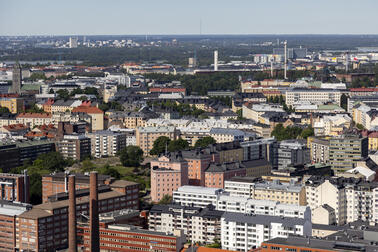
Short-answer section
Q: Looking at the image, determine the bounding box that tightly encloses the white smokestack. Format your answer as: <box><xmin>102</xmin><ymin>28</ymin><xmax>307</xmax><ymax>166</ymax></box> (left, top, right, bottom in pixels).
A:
<box><xmin>214</xmin><ymin>50</ymin><xmax>218</xmax><ymax>71</ymax></box>
<box><xmin>284</xmin><ymin>41</ymin><xmax>287</xmax><ymax>79</ymax></box>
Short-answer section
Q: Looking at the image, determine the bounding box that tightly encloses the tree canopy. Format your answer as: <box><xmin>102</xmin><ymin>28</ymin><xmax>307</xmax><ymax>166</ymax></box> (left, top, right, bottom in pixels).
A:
<box><xmin>150</xmin><ymin>136</ymin><xmax>171</xmax><ymax>156</ymax></box>
<box><xmin>119</xmin><ymin>146</ymin><xmax>144</xmax><ymax>167</ymax></box>
<box><xmin>271</xmin><ymin>124</ymin><xmax>314</xmax><ymax>141</ymax></box>
<box><xmin>194</xmin><ymin>136</ymin><xmax>216</xmax><ymax>148</ymax></box>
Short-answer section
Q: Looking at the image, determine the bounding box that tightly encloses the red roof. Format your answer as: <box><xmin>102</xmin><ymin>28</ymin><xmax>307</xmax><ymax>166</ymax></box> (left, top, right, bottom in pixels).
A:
<box><xmin>72</xmin><ymin>106</ymin><xmax>103</xmax><ymax>114</ymax></box>
<box><xmin>81</xmin><ymin>101</ymin><xmax>92</xmax><ymax>107</ymax></box>
<box><xmin>3</xmin><ymin>124</ymin><xmax>28</xmax><ymax>131</ymax></box>
<box><xmin>17</xmin><ymin>113</ymin><xmax>52</xmax><ymax>118</ymax></box>
<box><xmin>0</xmin><ymin>93</ymin><xmax>19</xmax><ymax>98</ymax></box>
<box><xmin>350</xmin><ymin>88</ymin><xmax>378</xmax><ymax>92</ymax></box>
<box><xmin>150</xmin><ymin>87</ymin><xmax>186</xmax><ymax>93</ymax></box>
<box><xmin>44</xmin><ymin>99</ymin><xmax>54</xmax><ymax>106</ymax></box>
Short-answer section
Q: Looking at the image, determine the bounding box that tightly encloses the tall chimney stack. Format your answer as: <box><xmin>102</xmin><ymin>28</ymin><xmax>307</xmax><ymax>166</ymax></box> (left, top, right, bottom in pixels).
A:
<box><xmin>214</xmin><ymin>50</ymin><xmax>218</xmax><ymax>71</ymax></box>
<box><xmin>90</xmin><ymin>172</ymin><xmax>99</xmax><ymax>252</ymax></box>
<box><xmin>68</xmin><ymin>175</ymin><xmax>77</xmax><ymax>252</ymax></box>
<box><xmin>23</xmin><ymin>170</ymin><xmax>29</xmax><ymax>203</ymax></box>
<box><xmin>284</xmin><ymin>41</ymin><xmax>287</xmax><ymax>79</ymax></box>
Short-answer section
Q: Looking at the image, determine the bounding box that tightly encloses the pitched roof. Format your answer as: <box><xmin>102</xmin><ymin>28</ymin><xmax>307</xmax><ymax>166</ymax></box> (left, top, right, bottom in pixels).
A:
<box><xmin>16</xmin><ymin>113</ymin><xmax>52</xmax><ymax>118</ymax></box>
<box><xmin>72</xmin><ymin>106</ymin><xmax>103</xmax><ymax>114</ymax></box>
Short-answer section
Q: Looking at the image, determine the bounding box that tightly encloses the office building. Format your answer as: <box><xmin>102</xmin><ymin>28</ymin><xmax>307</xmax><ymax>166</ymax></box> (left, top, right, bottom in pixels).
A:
<box><xmin>69</xmin><ymin>37</ymin><xmax>78</xmax><ymax>48</ymax></box>
<box><xmin>310</xmin><ymin>137</ymin><xmax>330</xmax><ymax>164</ymax></box>
<box><xmin>0</xmin><ymin>172</ymin><xmax>29</xmax><ymax>203</ymax></box>
<box><xmin>329</xmin><ymin>135</ymin><xmax>368</xmax><ymax>171</ymax></box>
<box><xmin>276</xmin><ymin>140</ymin><xmax>310</xmax><ymax>169</ymax></box>
<box><xmin>285</xmin><ymin>89</ymin><xmax>342</xmax><ymax>107</ymax></box>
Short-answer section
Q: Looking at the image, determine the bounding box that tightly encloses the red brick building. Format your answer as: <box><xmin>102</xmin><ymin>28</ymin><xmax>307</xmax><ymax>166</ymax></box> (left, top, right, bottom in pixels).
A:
<box><xmin>77</xmin><ymin>222</ymin><xmax>185</xmax><ymax>252</ymax></box>
<box><xmin>42</xmin><ymin>172</ymin><xmax>139</xmax><ymax>203</ymax></box>
<box><xmin>0</xmin><ymin>172</ymin><xmax>29</xmax><ymax>203</ymax></box>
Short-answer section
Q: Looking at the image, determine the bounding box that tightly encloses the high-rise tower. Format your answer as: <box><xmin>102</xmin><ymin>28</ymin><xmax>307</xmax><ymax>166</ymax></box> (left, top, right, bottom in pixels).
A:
<box><xmin>214</xmin><ymin>50</ymin><xmax>218</xmax><ymax>71</ymax></box>
<box><xmin>12</xmin><ymin>62</ymin><xmax>22</xmax><ymax>94</ymax></box>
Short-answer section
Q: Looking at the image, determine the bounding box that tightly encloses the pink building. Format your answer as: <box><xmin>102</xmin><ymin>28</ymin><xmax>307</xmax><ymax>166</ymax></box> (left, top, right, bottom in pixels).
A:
<box><xmin>150</xmin><ymin>153</ymin><xmax>189</xmax><ymax>202</ymax></box>
<box><xmin>205</xmin><ymin>162</ymin><xmax>246</xmax><ymax>189</ymax></box>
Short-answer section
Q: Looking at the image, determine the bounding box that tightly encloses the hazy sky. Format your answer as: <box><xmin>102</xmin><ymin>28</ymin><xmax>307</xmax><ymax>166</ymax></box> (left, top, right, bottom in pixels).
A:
<box><xmin>1</xmin><ymin>0</ymin><xmax>377</xmax><ymax>35</ymax></box>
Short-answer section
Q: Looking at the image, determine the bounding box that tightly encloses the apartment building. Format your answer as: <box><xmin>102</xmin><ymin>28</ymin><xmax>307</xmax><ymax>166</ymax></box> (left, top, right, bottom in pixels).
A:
<box><xmin>209</xmin><ymin>128</ymin><xmax>245</xmax><ymax>143</ymax></box>
<box><xmin>41</xmin><ymin>172</ymin><xmax>139</xmax><ymax>203</ymax></box>
<box><xmin>50</xmin><ymin>99</ymin><xmax>82</xmax><ymax>113</ymax></box>
<box><xmin>305</xmin><ymin>177</ymin><xmax>347</xmax><ymax>225</ymax></box>
<box><xmin>211</xmin><ymin>141</ymin><xmax>244</xmax><ymax>163</ymax></box>
<box><xmin>149</xmin><ymin>204</ymin><xmax>223</xmax><ymax>245</ymax></box>
<box><xmin>310</xmin><ymin>137</ymin><xmax>330</xmax><ymax>164</ymax></box>
<box><xmin>313</xmin><ymin>114</ymin><xmax>351</xmax><ymax>136</ymax></box>
<box><xmin>0</xmin><ymin>201</ymin><xmax>31</xmax><ymax>252</ymax></box>
<box><xmin>224</xmin><ymin>178</ymin><xmax>306</xmax><ymax>206</ymax></box>
<box><xmin>136</xmin><ymin>126</ymin><xmax>178</xmax><ymax>155</ymax></box>
<box><xmin>240</xmin><ymin>138</ymin><xmax>277</xmax><ymax>166</ymax></box>
<box><xmin>285</xmin><ymin>89</ymin><xmax>342</xmax><ymax>106</ymax></box>
<box><xmin>86</xmin><ymin>130</ymin><xmax>126</xmax><ymax>158</ymax></box>
<box><xmin>150</xmin><ymin>153</ymin><xmax>189</xmax><ymax>202</ymax></box>
<box><xmin>0</xmin><ymin>172</ymin><xmax>29</xmax><ymax>203</ymax></box>
<box><xmin>56</xmin><ymin>134</ymin><xmax>91</xmax><ymax>161</ymax></box>
<box><xmin>173</xmin><ymin>186</ymin><xmax>224</xmax><ymax>208</ymax></box>
<box><xmin>0</xmin><ymin>95</ymin><xmax>24</xmax><ymax>114</ymax></box>
<box><xmin>109</xmin><ymin>110</ymin><xmax>158</xmax><ymax>129</ymax></box>
<box><xmin>329</xmin><ymin>135</ymin><xmax>368</xmax><ymax>171</ymax></box>
<box><xmin>204</xmin><ymin>162</ymin><xmax>246</xmax><ymax>188</ymax></box>
<box><xmin>72</xmin><ymin>106</ymin><xmax>104</xmax><ymax>131</ymax></box>
<box><xmin>221</xmin><ymin>212</ymin><xmax>312</xmax><ymax>251</ymax></box>
<box><xmin>182</xmin><ymin>149</ymin><xmax>213</xmax><ymax>186</ymax></box>
<box><xmin>16</xmin><ymin>112</ymin><xmax>53</xmax><ymax>127</ymax></box>
<box><xmin>173</xmin><ymin>186</ymin><xmax>311</xmax><ymax>220</ymax></box>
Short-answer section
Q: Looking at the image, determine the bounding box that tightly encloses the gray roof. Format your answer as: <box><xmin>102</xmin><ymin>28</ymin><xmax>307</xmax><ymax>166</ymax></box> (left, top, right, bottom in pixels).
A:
<box><xmin>210</xmin><ymin>128</ymin><xmax>245</xmax><ymax>136</ymax></box>
<box><xmin>222</xmin><ymin>212</ymin><xmax>307</xmax><ymax>227</ymax></box>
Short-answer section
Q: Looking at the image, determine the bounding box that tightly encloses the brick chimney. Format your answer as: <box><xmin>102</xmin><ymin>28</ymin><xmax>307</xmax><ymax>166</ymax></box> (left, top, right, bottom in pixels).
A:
<box><xmin>68</xmin><ymin>175</ymin><xmax>77</xmax><ymax>252</ymax></box>
<box><xmin>90</xmin><ymin>171</ymin><xmax>99</xmax><ymax>251</ymax></box>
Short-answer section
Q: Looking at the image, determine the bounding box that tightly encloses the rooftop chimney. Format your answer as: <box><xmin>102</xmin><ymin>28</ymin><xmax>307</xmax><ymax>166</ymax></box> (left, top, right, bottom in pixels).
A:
<box><xmin>90</xmin><ymin>171</ymin><xmax>99</xmax><ymax>251</ymax></box>
<box><xmin>23</xmin><ymin>170</ymin><xmax>29</xmax><ymax>203</ymax></box>
<box><xmin>68</xmin><ymin>175</ymin><xmax>77</xmax><ymax>252</ymax></box>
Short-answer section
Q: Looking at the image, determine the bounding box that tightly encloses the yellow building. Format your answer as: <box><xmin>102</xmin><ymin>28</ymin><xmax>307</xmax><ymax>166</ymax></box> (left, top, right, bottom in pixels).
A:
<box><xmin>136</xmin><ymin>126</ymin><xmax>178</xmax><ymax>155</ymax></box>
<box><xmin>72</xmin><ymin>106</ymin><xmax>104</xmax><ymax>131</ymax></box>
<box><xmin>0</xmin><ymin>97</ymin><xmax>24</xmax><ymax>114</ymax></box>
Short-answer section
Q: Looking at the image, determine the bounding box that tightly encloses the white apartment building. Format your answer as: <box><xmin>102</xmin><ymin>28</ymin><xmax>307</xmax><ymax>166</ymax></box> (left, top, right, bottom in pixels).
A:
<box><xmin>148</xmin><ymin>204</ymin><xmax>223</xmax><ymax>245</ymax></box>
<box><xmin>305</xmin><ymin>179</ymin><xmax>347</xmax><ymax>225</ymax></box>
<box><xmin>173</xmin><ymin>186</ymin><xmax>224</xmax><ymax>208</ymax></box>
<box><xmin>285</xmin><ymin>89</ymin><xmax>342</xmax><ymax>107</ymax></box>
<box><xmin>221</xmin><ymin>212</ymin><xmax>312</xmax><ymax>251</ymax></box>
<box><xmin>173</xmin><ymin>186</ymin><xmax>311</xmax><ymax>220</ymax></box>
<box><xmin>373</xmin><ymin>187</ymin><xmax>378</xmax><ymax>224</ymax></box>
<box><xmin>86</xmin><ymin>130</ymin><xmax>126</xmax><ymax>158</ymax></box>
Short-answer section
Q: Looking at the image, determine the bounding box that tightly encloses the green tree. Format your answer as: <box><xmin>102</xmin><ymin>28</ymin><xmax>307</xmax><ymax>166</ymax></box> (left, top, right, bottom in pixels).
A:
<box><xmin>340</xmin><ymin>93</ymin><xmax>348</xmax><ymax>111</ymax></box>
<box><xmin>168</xmin><ymin>138</ymin><xmax>189</xmax><ymax>152</ymax></box>
<box><xmin>0</xmin><ymin>107</ymin><xmax>10</xmax><ymax>115</ymax></box>
<box><xmin>100</xmin><ymin>164</ymin><xmax>121</xmax><ymax>179</ymax></box>
<box><xmin>32</xmin><ymin>152</ymin><xmax>67</xmax><ymax>172</ymax></box>
<box><xmin>194</xmin><ymin>136</ymin><xmax>216</xmax><ymax>148</ymax></box>
<box><xmin>150</xmin><ymin>136</ymin><xmax>171</xmax><ymax>155</ymax></box>
<box><xmin>300</xmin><ymin>127</ymin><xmax>315</xmax><ymax>139</ymax></box>
<box><xmin>81</xmin><ymin>159</ymin><xmax>95</xmax><ymax>172</ymax></box>
<box><xmin>29</xmin><ymin>72</ymin><xmax>46</xmax><ymax>81</ymax></box>
<box><xmin>119</xmin><ymin>146</ymin><xmax>144</xmax><ymax>167</ymax></box>
<box><xmin>57</xmin><ymin>89</ymin><xmax>70</xmax><ymax>100</ymax></box>
<box><xmin>158</xmin><ymin>194</ymin><xmax>173</xmax><ymax>204</ymax></box>
<box><xmin>356</xmin><ymin>123</ymin><xmax>365</xmax><ymax>130</ymax></box>
<box><xmin>26</xmin><ymin>104</ymin><xmax>44</xmax><ymax>113</ymax></box>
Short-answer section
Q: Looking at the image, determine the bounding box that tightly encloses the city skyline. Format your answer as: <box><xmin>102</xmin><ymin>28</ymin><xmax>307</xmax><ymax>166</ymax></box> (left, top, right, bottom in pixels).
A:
<box><xmin>1</xmin><ymin>0</ymin><xmax>378</xmax><ymax>36</ymax></box>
